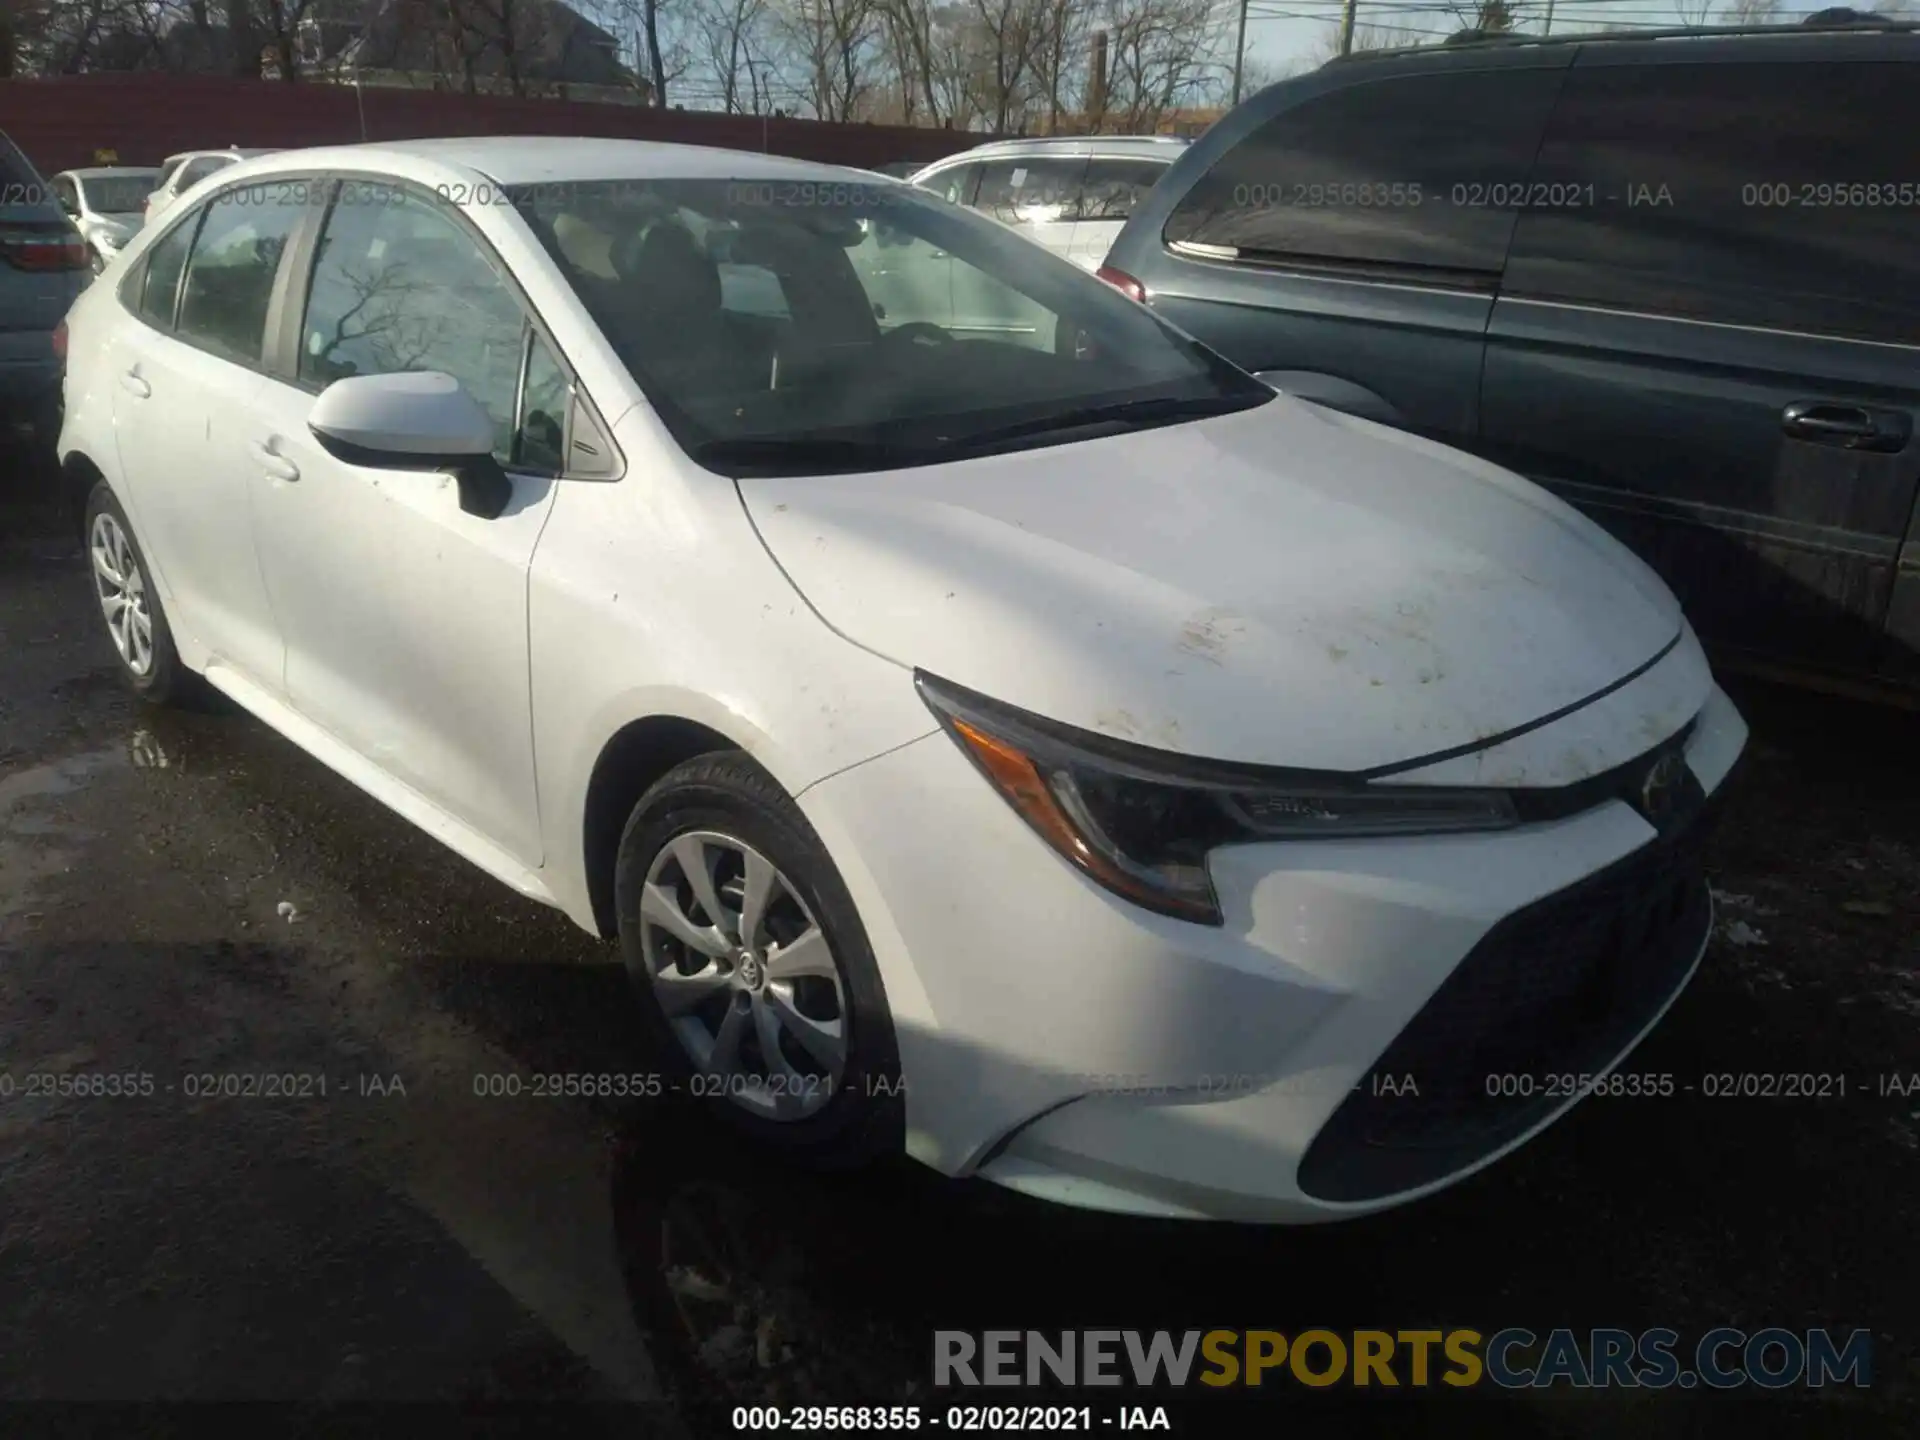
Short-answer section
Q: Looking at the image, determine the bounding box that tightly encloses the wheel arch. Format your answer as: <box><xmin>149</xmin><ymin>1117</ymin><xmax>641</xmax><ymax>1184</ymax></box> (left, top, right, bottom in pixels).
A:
<box><xmin>60</xmin><ymin>449</ymin><xmax>110</xmax><ymax>535</ymax></box>
<box><xmin>579</xmin><ymin>713</ymin><xmax>754</xmax><ymax>939</ymax></box>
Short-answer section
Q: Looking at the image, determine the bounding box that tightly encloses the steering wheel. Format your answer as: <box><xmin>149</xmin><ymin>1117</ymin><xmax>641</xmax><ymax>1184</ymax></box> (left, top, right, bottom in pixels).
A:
<box><xmin>880</xmin><ymin>321</ymin><xmax>953</xmax><ymax>349</ymax></box>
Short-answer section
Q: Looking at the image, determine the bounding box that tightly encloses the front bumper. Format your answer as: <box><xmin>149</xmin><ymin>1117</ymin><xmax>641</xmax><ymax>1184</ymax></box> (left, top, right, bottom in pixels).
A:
<box><xmin>802</xmin><ymin>656</ymin><xmax>1747</xmax><ymax>1223</ymax></box>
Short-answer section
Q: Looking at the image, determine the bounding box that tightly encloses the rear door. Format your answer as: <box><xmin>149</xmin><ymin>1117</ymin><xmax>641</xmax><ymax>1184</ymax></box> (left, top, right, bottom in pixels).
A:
<box><xmin>1144</xmin><ymin>59</ymin><xmax>1567</xmax><ymax>450</ymax></box>
<box><xmin>1479</xmin><ymin>52</ymin><xmax>1920</xmax><ymax>676</ymax></box>
<box><xmin>105</xmin><ymin>184</ymin><xmax>302</xmax><ymax>688</ymax></box>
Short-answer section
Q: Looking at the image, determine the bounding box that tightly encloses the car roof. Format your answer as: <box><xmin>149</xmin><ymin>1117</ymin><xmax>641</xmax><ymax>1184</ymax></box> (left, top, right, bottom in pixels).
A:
<box><xmin>1332</xmin><ymin>17</ymin><xmax>1920</xmax><ymax>65</ymax></box>
<box><xmin>921</xmin><ymin>135</ymin><xmax>1188</xmax><ymax>167</ymax></box>
<box><xmin>57</xmin><ymin>166</ymin><xmax>161</xmax><ymax>180</ymax></box>
<box><xmin>164</xmin><ymin>147</ymin><xmax>275</xmax><ymax>163</ymax></box>
<box><xmin>221</xmin><ymin>137</ymin><xmax>891</xmax><ymax>189</ymax></box>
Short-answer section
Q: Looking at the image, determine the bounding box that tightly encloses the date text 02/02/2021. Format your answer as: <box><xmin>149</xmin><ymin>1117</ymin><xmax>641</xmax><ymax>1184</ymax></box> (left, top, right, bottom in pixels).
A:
<box><xmin>730</xmin><ymin>1405</ymin><xmax>1175</xmax><ymax>1432</ymax></box>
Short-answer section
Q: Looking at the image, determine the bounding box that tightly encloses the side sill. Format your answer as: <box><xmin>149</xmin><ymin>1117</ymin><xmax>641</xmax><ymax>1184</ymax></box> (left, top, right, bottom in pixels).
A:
<box><xmin>201</xmin><ymin>661</ymin><xmax>560</xmax><ymax>909</ymax></box>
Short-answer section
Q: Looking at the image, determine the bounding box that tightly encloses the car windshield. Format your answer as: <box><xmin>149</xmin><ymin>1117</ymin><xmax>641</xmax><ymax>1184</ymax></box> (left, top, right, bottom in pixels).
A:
<box><xmin>509</xmin><ymin>177</ymin><xmax>1270</xmax><ymax>476</ymax></box>
<box><xmin>79</xmin><ymin>176</ymin><xmax>154</xmax><ymax>216</ymax></box>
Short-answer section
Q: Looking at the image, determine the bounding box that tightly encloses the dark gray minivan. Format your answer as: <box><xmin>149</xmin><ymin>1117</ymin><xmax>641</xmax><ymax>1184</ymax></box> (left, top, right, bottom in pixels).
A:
<box><xmin>1104</xmin><ymin>25</ymin><xmax>1920</xmax><ymax>694</ymax></box>
<box><xmin>0</xmin><ymin>130</ymin><xmax>87</xmax><ymax>459</ymax></box>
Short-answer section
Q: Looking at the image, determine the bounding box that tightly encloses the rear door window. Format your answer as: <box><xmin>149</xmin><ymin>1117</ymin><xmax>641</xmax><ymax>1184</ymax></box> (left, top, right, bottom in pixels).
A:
<box><xmin>1164</xmin><ymin>69</ymin><xmax>1565</xmax><ymax>278</ymax></box>
<box><xmin>174</xmin><ymin>186</ymin><xmax>305</xmax><ymax>365</ymax></box>
<box><xmin>1503</xmin><ymin>60</ymin><xmax>1920</xmax><ymax>345</ymax></box>
<box><xmin>1076</xmin><ymin>159</ymin><xmax>1171</xmax><ymax>222</ymax></box>
<box><xmin>975</xmin><ymin>157</ymin><xmax>1088</xmax><ymax>226</ymax></box>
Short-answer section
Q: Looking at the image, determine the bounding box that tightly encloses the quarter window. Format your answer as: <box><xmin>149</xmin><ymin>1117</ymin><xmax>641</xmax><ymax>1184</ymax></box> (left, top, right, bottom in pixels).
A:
<box><xmin>515</xmin><ymin>332</ymin><xmax>570</xmax><ymax>474</ymax></box>
<box><xmin>177</xmin><ymin>156</ymin><xmax>230</xmax><ymax>191</ymax></box>
<box><xmin>1076</xmin><ymin>159</ymin><xmax>1171</xmax><ymax>222</ymax></box>
<box><xmin>301</xmin><ymin>181</ymin><xmax>530</xmax><ymax>460</ymax></box>
<box><xmin>1164</xmin><ymin>69</ymin><xmax>1564</xmax><ymax>276</ymax></box>
<box><xmin>174</xmin><ymin>187</ymin><xmax>304</xmax><ymax>364</ymax></box>
<box><xmin>1504</xmin><ymin>61</ymin><xmax>1920</xmax><ymax>345</ymax></box>
<box><xmin>921</xmin><ymin>163</ymin><xmax>982</xmax><ymax>207</ymax></box>
<box><xmin>137</xmin><ymin>217</ymin><xmax>195</xmax><ymax>328</ymax></box>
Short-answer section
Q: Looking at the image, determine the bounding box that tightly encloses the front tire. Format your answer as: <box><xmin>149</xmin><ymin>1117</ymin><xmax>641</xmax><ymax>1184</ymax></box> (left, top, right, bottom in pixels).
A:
<box><xmin>614</xmin><ymin>752</ymin><xmax>902</xmax><ymax>1166</ymax></box>
<box><xmin>83</xmin><ymin>481</ymin><xmax>192</xmax><ymax>705</ymax></box>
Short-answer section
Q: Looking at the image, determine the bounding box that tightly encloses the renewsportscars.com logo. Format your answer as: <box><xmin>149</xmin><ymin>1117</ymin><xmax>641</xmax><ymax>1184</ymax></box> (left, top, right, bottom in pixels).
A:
<box><xmin>934</xmin><ymin>1328</ymin><xmax>1873</xmax><ymax>1390</ymax></box>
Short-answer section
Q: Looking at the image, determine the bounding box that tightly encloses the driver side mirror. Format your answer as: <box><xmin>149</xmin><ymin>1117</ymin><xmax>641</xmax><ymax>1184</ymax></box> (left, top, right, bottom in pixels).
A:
<box><xmin>308</xmin><ymin>371</ymin><xmax>514</xmax><ymax>520</ymax></box>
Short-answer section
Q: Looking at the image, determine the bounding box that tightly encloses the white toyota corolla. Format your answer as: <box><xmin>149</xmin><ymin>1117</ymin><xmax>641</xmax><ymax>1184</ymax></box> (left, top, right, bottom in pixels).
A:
<box><xmin>56</xmin><ymin>138</ymin><xmax>1746</xmax><ymax>1222</ymax></box>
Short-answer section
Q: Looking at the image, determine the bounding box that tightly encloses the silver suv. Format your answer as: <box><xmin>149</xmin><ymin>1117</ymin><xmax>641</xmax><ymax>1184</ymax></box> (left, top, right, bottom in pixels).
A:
<box><xmin>144</xmin><ymin>148</ymin><xmax>277</xmax><ymax>229</ymax></box>
<box><xmin>0</xmin><ymin>130</ymin><xmax>87</xmax><ymax>459</ymax></box>
<box><xmin>910</xmin><ymin>135</ymin><xmax>1188</xmax><ymax>271</ymax></box>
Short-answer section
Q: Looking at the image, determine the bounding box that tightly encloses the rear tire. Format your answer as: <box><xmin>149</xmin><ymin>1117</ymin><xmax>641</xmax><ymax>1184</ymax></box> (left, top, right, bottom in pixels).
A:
<box><xmin>614</xmin><ymin>751</ymin><xmax>903</xmax><ymax>1167</ymax></box>
<box><xmin>82</xmin><ymin>481</ymin><xmax>194</xmax><ymax>706</ymax></box>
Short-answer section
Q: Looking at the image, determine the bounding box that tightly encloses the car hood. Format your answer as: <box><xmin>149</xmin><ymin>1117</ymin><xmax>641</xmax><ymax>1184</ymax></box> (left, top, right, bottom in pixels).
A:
<box><xmin>738</xmin><ymin>395</ymin><xmax>1685</xmax><ymax>774</ymax></box>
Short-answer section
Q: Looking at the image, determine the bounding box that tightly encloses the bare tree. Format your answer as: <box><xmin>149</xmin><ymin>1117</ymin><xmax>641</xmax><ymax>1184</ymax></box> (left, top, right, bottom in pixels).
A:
<box><xmin>965</xmin><ymin>0</ymin><xmax>1039</xmax><ymax>131</ymax></box>
<box><xmin>1089</xmin><ymin>0</ymin><xmax>1222</xmax><ymax>133</ymax></box>
<box><xmin>776</xmin><ymin>0</ymin><xmax>881</xmax><ymax>120</ymax></box>
<box><xmin>874</xmin><ymin>0</ymin><xmax>938</xmax><ymax>121</ymax></box>
<box><xmin>1717</xmin><ymin>0</ymin><xmax>1779</xmax><ymax>18</ymax></box>
<box><xmin>688</xmin><ymin>0</ymin><xmax>774</xmax><ymax>110</ymax></box>
<box><xmin>1307</xmin><ymin>17</ymin><xmax>1416</xmax><ymax>64</ymax></box>
<box><xmin>1026</xmin><ymin>0</ymin><xmax>1087</xmax><ymax>131</ymax></box>
<box><xmin>251</xmin><ymin>0</ymin><xmax>324</xmax><ymax>79</ymax></box>
<box><xmin>1447</xmin><ymin>0</ymin><xmax>1519</xmax><ymax>32</ymax></box>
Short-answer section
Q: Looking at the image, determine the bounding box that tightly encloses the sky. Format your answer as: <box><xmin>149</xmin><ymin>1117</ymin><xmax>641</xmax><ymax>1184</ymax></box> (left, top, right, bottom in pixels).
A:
<box><xmin>1240</xmin><ymin>0</ymin><xmax>1850</xmax><ymax>80</ymax></box>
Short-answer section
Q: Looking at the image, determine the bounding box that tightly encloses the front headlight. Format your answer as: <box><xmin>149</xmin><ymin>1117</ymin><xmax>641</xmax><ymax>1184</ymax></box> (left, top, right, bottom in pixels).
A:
<box><xmin>917</xmin><ymin>672</ymin><xmax>1518</xmax><ymax>926</ymax></box>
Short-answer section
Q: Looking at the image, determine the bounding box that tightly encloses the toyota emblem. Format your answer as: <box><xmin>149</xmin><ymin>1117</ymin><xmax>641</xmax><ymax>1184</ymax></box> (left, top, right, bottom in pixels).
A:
<box><xmin>1638</xmin><ymin>751</ymin><xmax>1686</xmax><ymax>825</ymax></box>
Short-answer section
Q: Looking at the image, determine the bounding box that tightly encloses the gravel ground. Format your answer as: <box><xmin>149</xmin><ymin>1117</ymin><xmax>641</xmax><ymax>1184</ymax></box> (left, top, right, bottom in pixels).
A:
<box><xmin>1</xmin><ymin>465</ymin><xmax>1915</xmax><ymax>1438</ymax></box>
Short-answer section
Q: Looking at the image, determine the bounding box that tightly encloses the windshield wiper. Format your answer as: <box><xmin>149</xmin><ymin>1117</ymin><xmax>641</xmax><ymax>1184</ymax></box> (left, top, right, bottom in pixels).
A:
<box><xmin>691</xmin><ymin>392</ymin><xmax>1267</xmax><ymax>474</ymax></box>
<box><xmin>689</xmin><ymin>436</ymin><xmax>921</xmax><ymax>476</ymax></box>
<box><xmin>938</xmin><ymin>392</ymin><xmax>1263</xmax><ymax>451</ymax></box>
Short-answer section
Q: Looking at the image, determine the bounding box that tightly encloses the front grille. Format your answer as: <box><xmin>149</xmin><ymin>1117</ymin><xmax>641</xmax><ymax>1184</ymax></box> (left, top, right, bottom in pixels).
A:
<box><xmin>1297</xmin><ymin>781</ymin><xmax>1720</xmax><ymax>1204</ymax></box>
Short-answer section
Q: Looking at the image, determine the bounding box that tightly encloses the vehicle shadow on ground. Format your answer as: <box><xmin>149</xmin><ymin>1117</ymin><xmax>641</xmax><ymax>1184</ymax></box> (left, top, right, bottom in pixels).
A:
<box><xmin>34</xmin><ymin>544</ymin><xmax>1913</xmax><ymax>1437</ymax></box>
<box><xmin>601</xmin><ymin>1089</ymin><xmax>1902</xmax><ymax>1440</ymax></box>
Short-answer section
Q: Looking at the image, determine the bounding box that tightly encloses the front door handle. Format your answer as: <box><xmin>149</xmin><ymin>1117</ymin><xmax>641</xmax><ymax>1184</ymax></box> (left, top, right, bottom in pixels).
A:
<box><xmin>1781</xmin><ymin>401</ymin><xmax>1912</xmax><ymax>453</ymax></box>
<box><xmin>249</xmin><ymin>439</ymin><xmax>300</xmax><ymax>483</ymax></box>
<box><xmin>119</xmin><ymin>370</ymin><xmax>150</xmax><ymax>399</ymax></box>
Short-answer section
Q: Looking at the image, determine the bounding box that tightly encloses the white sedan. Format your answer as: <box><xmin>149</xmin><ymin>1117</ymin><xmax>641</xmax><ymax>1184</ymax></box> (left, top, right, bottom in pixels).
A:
<box><xmin>56</xmin><ymin>138</ymin><xmax>1746</xmax><ymax>1222</ymax></box>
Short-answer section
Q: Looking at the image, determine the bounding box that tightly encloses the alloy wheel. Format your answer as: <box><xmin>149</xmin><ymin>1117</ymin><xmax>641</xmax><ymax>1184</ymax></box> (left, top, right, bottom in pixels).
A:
<box><xmin>637</xmin><ymin>830</ymin><xmax>849</xmax><ymax>1120</ymax></box>
<box><xmin>89</xmin><ymin>510</ymin><xmax>154</xmax><ymax>677</ymax></box>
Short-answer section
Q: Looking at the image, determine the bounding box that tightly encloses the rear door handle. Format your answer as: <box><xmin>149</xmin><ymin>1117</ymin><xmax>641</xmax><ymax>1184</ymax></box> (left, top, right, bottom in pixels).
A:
<box><xmin>1781</xmin><ymin>401</ymin><xmax>1912</xmax><ymax>453</ymax></box>
<box><xmin>249</xmin><ymin>439</ymin><xmax>300</xmax><ymax>483</ymax></box>
<box><xmin>119</xmin><ymin>370</ymin><xmax>150</xmax><ymax>399</ymax></box>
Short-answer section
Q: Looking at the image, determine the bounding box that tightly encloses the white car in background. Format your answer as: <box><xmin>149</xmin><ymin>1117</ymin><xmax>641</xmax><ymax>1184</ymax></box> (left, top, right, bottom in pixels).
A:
<box><xmin>142</xmin><ymin>147</ymin><xmax>276</xmax><ymax>228</ymax></box>
<box><xmin>50</xmin><ymin>167</ymin><xmax>160</xmax><ymax>274</ymax></box>
<box><xmin>910</xmin><ymin>134</ymin><xmax>1188</xmax><ymax>272</ymax></box>
<box><xmin>58</xmin><ymin>138</ymin><xmax>1745</xmax><ymax>1223</ymax></box>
